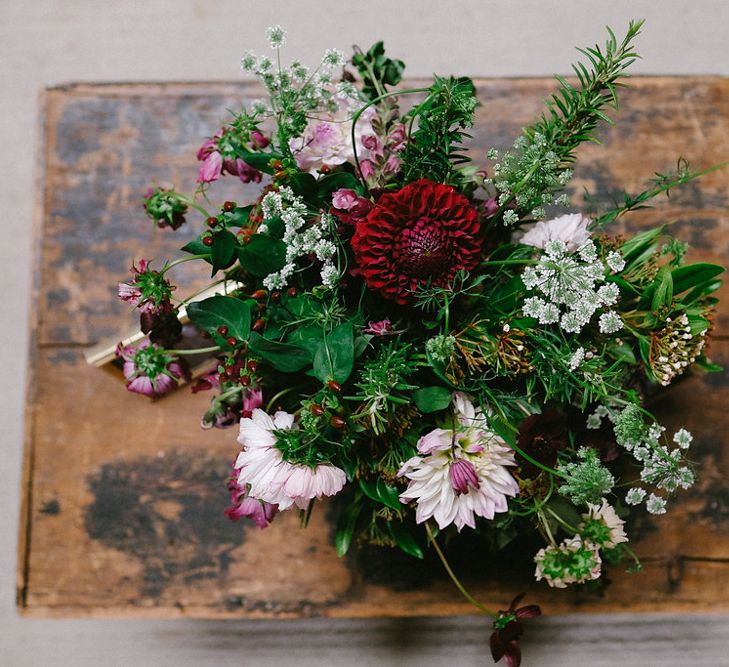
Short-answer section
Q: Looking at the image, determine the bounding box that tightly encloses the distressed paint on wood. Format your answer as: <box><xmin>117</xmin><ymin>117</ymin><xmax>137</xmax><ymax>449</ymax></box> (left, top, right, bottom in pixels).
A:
<box><xmin>19</xmin><ymin>78</ymin><xmax>729</xmax><ymax>617</ymax></box>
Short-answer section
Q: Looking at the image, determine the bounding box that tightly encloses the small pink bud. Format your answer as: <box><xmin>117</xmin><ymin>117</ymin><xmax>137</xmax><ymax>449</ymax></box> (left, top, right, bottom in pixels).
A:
<box><xmin>449</xmin><ymin>458</ymin><xmax>480</xmax><ymax>496</ymax></box>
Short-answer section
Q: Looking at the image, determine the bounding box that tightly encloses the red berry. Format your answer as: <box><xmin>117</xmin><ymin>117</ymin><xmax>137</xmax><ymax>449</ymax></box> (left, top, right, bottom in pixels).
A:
<box><xmin>206</xmin><ymin>216</ymin><xmax>218</xmax><ymax>227</ymax></box>
<box><xmin>330</xmin><ymin>416</ymin><xmax>346</xmax><ymax>429</ymax></box>
<box><xmin>217</xmin><ymin>325</ymin><xmax>229</xmax><ymax>336</ymax></box>
<box><xmin>226</xmin><ymin>336</ymin><xmax>238</xmax><ymax>347</ymax></box>
<box><xmin>310</xmin><ymin>404</ymin><xmax>324</xmax><ymax>416</ymax></box>
<box><xmin>223</xmin><ymin>201</ymin><xmax>236</xmax><ymax>212</ymax></box>
<box><xmin>327</xmin><ymin>380</ymin><xmax>342</xmax><ymax>393</ymax></box>
<box><xmin>202</xmin><ymin>235</ymin><xmax>214</xmax><ymax>247</ymax></box>
<box><xmin>271</xmin><ymin>160</ymin><xmax>283</xmax><ymax>171</ymax></box>
<box><xmin>252</xmin><ymin>319</ymin><xmax>265</xmax><ymax>332</ymax></box>
<box><xmin>319</xmin><ymin>164</ymin><xmax>331</xmax><ymax>174</ymax></box>
<box><xmin>241</xmin><ymin>375</ymin><xmax>251</xmax><ymax>387</ymax></box>
<box><xmin>251</xmin><ymin>289</ymin><xmax>268</xmax><ymax>300</ymax></box>
<box><xmin>271</xmin><ymin>291</ymin><xmax>281</xmax><ymax>302</ymax></box>
<box><xmin>246</xmin><ymin>359</ymin><xmax>258</xmax><ymax>373</ymax></box>
<box><xmin>287</xmin><ymin>287</ymin><xmax>298</xmax><ymax>298</ymax></box>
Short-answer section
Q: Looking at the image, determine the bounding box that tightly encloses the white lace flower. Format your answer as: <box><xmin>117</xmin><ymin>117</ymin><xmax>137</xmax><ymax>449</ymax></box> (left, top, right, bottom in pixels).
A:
<box><xmin>235</xmin><ymin>409</ymin><xmax>346</xmax><ymax>510</ymax></box>
<box><xmin>398</xmin><ymin>395</ymin><xmax>518</xmax><ymax>531</ymax></box>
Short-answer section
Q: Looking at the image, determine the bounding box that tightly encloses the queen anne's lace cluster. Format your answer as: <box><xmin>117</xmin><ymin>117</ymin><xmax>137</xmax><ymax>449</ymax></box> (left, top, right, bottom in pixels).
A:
<box><xmin>612</xmin><ymin>405</ymin><xmax>695</xmax><ymax>514</ymax></box>
<box><xmin>521</xmin><ymin>239</ymin><xmax>623</xmax><ymax>334</ymax></box>
<box><xmin>260</xmin><ymin>187</ymin><xmax>339</xmax><ymax>290</ymax></box>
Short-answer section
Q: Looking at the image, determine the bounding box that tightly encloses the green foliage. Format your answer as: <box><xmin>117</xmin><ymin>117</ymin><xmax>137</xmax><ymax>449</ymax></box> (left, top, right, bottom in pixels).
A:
<box><xmin>490</xmin><ymin>20</ymin><xmax>644</xmax><ymax>221</ymax></box>
<box><xmin>186</xmin><ymin>295</ymin><xmax>251</xmax><ymax>342</ymax></box>
<box><xmin>236</xmin><ymin>235</ymin><xmax>287</xmax><ymax>276</ymax></box>
<box><xmin>351</xmin><ymin>41</ymin><xmax>405</xmax><ymax>100</ymax></box>
<box><xmin>400</xmin><ymin>76</ymin><xmax>478</xmax><ymax>186</ymax></box>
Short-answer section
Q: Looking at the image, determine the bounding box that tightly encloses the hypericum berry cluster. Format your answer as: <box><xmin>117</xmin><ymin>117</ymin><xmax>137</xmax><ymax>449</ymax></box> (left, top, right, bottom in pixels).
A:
<box><xmin>260</xmin><ymin>187</ymin><xmax>339</xmax><ymax>290</ymax></box>
<box><xmin>521</xmin><ymin>239</ymin><xmax>623</xmax><ymax>334</ymax></box>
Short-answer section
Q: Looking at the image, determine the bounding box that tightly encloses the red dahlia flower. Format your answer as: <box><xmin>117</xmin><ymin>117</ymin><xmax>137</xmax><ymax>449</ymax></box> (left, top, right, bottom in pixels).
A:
<box><xmin>351</xmin><ymin>179</ymin><xmax>482</xmax><ymax>303</ymax></box>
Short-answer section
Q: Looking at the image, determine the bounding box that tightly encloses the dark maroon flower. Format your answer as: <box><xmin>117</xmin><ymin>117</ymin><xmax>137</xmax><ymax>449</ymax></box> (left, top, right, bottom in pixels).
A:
<box><xmin>515</xmin><ymin>410</ymin><xmax>568</xmax><ymax>479</ymax></box>
<box><xmin>118</xmin><ymin>259</ymin><xmax>176</xmax><ymax>317</ymax></box>
<box><xmin>351</xmin><ymin>179</ymin><xmax>482</xmax><ymax>304</ymax></box>
<box><xmin>116</xmin><ymin>341</ymin><xmax>189</xmax><ymax>399</ymax></box>
<box><xmin>224</xmin><ymin>465</ymin><xmax>278</xmax><ymax>528</ymax></box>
<box><xmin>490</xmin><ymin>593</ymin><xmax>541</xmax><ymax>667</ymax></box>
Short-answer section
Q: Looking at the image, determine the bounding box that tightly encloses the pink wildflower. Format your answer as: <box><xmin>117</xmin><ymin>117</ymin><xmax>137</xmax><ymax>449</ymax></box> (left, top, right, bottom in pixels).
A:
<box><xmin>224</xmin><ymin>464</ymin><xmax>278</xmax><ymax>528</ymax></box>
<box><xmin>116</xmin><ymin>341</ymin><xmax>189</xmax><ymax>399</ymax></box>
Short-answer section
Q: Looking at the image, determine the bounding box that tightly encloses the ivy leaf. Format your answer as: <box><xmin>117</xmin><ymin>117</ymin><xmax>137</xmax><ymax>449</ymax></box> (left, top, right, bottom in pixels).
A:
<box><xmin>187</xmin><ymin>295</ymin><xmax>251</xmax><ymax>341</ymax></box>
<box><xmin>236</xmin><ymin>235</ymin><xmax>287</xmax><ymax>277</ymax></box>
<box><xmin>210</xmin><ymin>229</ymin><xmax>237</xmax><ymax>275</ymax></box>
<box><xmin>312</xmin><ymin>323</ymin><xmax>355</xmax><ymax>384</ymax></box>
<box><xmin>248</xmin><ymin>332</ymin><xmax>312</xmax><ymax>372</ymax></box>
<box><xmin>412</xmin><ymin>386</ymin><xmax>452</xmax><ymax>413</ymax></box>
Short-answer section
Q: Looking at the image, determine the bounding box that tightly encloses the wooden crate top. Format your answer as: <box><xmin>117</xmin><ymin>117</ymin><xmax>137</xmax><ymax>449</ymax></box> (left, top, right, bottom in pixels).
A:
<box><xmin>18</xmin><ymin>78</ymin><xmax>729</xmax><ymax>618</ymax></box>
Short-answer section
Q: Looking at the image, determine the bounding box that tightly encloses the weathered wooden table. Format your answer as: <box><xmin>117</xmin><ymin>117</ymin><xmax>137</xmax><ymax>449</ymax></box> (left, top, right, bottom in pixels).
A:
<box><xmin>19</xmin><ymin>78</ymin><xmax>729</xmax><ymax>618</ymax></box>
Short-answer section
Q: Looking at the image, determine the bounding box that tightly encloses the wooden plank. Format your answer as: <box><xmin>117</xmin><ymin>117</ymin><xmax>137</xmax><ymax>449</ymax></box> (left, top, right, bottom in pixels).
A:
<box><xmin>19</xmin><ymin>78</ymin><xmax>729</xmax><ymax>617</ymax></box>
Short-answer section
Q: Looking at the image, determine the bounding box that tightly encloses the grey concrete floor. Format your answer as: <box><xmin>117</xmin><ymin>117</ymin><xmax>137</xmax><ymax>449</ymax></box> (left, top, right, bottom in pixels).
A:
<box><xmin>2</xmin><ymin>1</ymin><xmax>729</xmax><ymax>664</ymax></box>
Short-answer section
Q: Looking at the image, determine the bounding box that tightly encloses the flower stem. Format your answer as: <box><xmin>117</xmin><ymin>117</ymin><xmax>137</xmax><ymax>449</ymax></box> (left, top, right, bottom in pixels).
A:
<box><xmin>162</xmin><ymin>254</ymin><xmax>209</xmax><ymax>274</ymax></box>
<box><xmin>425</xmin><ymin>523</ymin><xmax>497</xmax><ymax>617</ymax></box>
<box><xmin>166</xmin><ymin>345</ymin><xmax>221</xmax><ymax>356</ymax></box>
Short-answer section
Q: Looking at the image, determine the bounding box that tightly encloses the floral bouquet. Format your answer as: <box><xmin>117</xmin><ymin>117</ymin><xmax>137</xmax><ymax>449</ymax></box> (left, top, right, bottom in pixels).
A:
<box><xmin>107</xmin><ymin>20</ymin><xmax>726</xmax><ymax>665</ymax></box>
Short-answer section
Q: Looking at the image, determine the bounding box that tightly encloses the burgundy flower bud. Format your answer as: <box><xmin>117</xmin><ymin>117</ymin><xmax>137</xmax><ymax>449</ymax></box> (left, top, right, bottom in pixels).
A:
<box><xmin>250</xmin><ymin>130</ymin><xmax>270</xmax><ymax>149</ymax></box>
<box><xmin>449</xmin><ymin>458</ymin><xmax>480</xmax><ymax>495</ymax></box>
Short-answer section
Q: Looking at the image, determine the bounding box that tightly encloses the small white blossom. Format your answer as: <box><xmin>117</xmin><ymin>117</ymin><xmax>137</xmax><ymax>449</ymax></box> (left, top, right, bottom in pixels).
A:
<box><xmin>625</xmin><ymin>487</ymin><xmax>647</xmax><ymax>505</ymax></box>
<box><xmin>581</xmin><ymin>498</ymin><xmax>628</xmax><ymax>548</ymax></box>
<box><xmin>646</xmin><ymin>493</ymin><xmax>667</xmax><ymax>515</ymax></box>
<box><xmin>598</xmin><ymin>311</ymin><xmax>624</xmax><ymax>334</ymax></box>
<box><xmin>673</xmin><ymin>428</ymin><xmax>693</xmax><ymax>449</ymax></box>
<box><xmin>606</xmin><ymin>251</ymin><xmax>626</xmax><ymax>273</ymax></box>
<box><xmin>597</xmin><ymin>283</ymin><xmax>620</xmax><ymax>306</ymax></box>
<box><xmin>502</xmin><ymin>209</ymin><xmax>519</xmax><ymax>226</ymax></box>
<box><xmin>322</xmin><ymin>48</ymin><xmax>345</xmax><ymax>67</ymax></box>
<box><xmin>266</xmin><ymin>25</ymin><xmax>286</xmax><ymax>49</ymax></box>
<box><xmin>568</xmin><ymin>347</ymin><xmax>585</xmax><ymax>371</ymax></box>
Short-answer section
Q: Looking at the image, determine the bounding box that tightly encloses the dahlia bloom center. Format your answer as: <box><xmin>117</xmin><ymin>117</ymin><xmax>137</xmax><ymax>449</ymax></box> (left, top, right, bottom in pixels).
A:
<box><xmin>351</xmin><ymin>179</ymin><xmax>482</xmax><ymax>304</ymax></box>
<box><xmin>395</xmin><ymin>218</ymin><xmax>452</xmax><ymax>278</ymax></box>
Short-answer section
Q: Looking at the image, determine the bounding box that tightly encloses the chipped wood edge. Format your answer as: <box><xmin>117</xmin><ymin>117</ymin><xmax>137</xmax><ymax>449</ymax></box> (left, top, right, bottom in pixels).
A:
<box><xmin>16</xmin><ymin>87</ymin><xmax>53</xmax><ymax>611</ymax></box>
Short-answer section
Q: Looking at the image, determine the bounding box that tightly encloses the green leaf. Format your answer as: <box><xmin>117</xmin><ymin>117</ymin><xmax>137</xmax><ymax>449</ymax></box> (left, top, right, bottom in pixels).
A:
<box><xmin>181</xmin><ymin>235</ymin><xmax>211</xmax><ymax>261</ymax></box>
<box><xmin>376</xmin><ymin>478</ymin><xmax>402</xmax><ymax>511</ymax></box>
<box><xmin>248</xmin><ymin>332</ymin><xmax>312</xmax><ymax>372</ymax></box>
<box><xmin>651</xmin><ymin>266</ymin><xmax>673</xmax><ymax>312</ymax></box>
<box><xmin>233</xmin><ymin>150</ymin><xmax>283</xmax><ymax>174</ymax></box>
<box><xmin>312</xmin><ymin>323</ymin><xmax>355</xmax><ymax>384</ymax></box>
<box><xmin>387</xmin><ymin>522</ymin><xmax>423</xmax><ymax>559</ymax></box>
<box><xmin>671</xmin><ymin>263</ymin><xmax>724</xmax><ymax>295</ymax></box>
<box><xmin>224</xmin><ymin>205</ymin><xmax>253</xmax><ymax>227</ymax></box>
<box><xmin>358</xmin><ymin>478</ymin><xmax>381</xmax><ymax>504</ymax></box>
<box><xmin>335</xmin><ymin>496</ymin><xmax>363</xmax><ymax>557</ymax></box>
<box><xmin>236</xmin><ymin>235</ymin><xmax>287</xmax><ymax>277</ymax></box>
<box><xmin>288</xmin><ymin>172</ymin><xmax>319</xmax><ymax>205</ymax></box>
<box><xmin>412</xmin><ymin>386</ymin><xmax>452</xmax><ymax>413</ymax></box>
<box><xmin>210</xmin><ymin>229</ymin><xmax>237</xmax><ymax>275</ymax></box>
<box><xmin>186</xmin><ymin>295</ymin><xmax>251</xmax><ymax>341</ymax></box>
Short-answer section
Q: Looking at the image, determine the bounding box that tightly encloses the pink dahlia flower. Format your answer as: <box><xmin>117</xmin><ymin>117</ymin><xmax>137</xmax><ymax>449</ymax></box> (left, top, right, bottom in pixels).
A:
<box><xmin>398</xmin><ymin>395</ymin><xmax>518</xmax><ymax>530</ymax></box>
<box><xmin>116</xmin><ymin>341</ymin><xmax>189</xmax><ymax>398</ymax></box>
<box><xmin>235</xmin><ymin>409</ymin><xmax>347</xmax><ymax>510</ymax></box>
<box><xmin>518</xmin><ymin>213</ymin><xmax>591</xmax><ymax>252</ymax></box>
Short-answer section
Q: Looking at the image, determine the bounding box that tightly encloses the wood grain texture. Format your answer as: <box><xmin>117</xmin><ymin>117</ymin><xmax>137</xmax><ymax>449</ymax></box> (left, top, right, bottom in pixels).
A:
<box><xmin>19</xmin><ymin>78</ymin><xmax>729</xmax><ymax>618</ymax></box>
